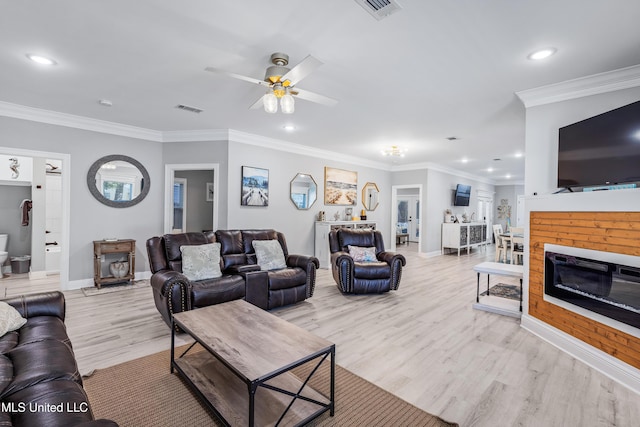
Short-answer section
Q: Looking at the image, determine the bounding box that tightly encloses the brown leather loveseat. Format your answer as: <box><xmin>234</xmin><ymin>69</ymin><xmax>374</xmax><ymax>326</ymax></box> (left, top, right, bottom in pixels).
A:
<box><xmin>146</xmin><ymin>229</ymin><xmax>319</xmax><ymax>328</ymax></box>
<box><xmin>0</xmin><ymin>291</ymin><xmax>118</xmax><ymax>427</ymax></box>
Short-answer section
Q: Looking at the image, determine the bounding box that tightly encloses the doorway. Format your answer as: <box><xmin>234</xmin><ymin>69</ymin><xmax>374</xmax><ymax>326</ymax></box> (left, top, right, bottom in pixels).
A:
<box><xmin>477</xmin><ymin>189</ymin><xmax>494</xmax><ymax>244</ymax></box>
<box><xmin>0</xmin><ymin>146</ymin><xmax>70</xmax><ymax>289</ymax></box>
<box><xmin>164</xmin><ymin>164</ymin><xmax>219</xmax><ymax>234</ymax></box>
<box><xmin>391</xmin><ymin>184</ymin><xmax>423</xmax><ymax>253</ymax></box>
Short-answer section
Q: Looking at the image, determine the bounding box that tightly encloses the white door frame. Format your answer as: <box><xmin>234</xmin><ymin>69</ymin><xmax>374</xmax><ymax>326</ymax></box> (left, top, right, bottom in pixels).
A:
<box><xmin>164</xmin><ymin>163</ymin><xmax>219</xmax><ymax>234</ymax></box>
<box><xmin>0</xmin><ymin>146</ymin><xmax>70</xmax><ymax>288</ymax></box>
<box><xmin>391</xmin><ymin>184</ymin><xmax>423</xmax><ymax>253</ymax></box>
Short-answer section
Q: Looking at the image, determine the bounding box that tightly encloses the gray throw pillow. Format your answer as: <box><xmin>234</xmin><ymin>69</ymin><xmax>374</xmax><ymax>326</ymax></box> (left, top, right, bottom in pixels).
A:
<box><xmin>0</xmin><ymin>302</ymin><xmax>27</xmax><ymax>338</ymax></box>
<box><xmin>252</xmin><ymin>240</ymin><xmax>287</xmax><ymax>271</ymax></box>
<box><xmin>180</xmin><ymin>242</ymin><xmax>222</xmax><ymax>281</ymax></box>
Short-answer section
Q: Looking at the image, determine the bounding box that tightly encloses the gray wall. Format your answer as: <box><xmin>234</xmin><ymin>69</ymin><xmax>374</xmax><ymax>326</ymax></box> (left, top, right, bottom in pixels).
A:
<box><xmin>162</xmin><ymin>140</ymin><xmax>229</xmax><ymax>230</ymax></box>
<box><xmin>0</xmin><ymin>116</ymin><xmax>163</xmax><ymax>282</ymax></box>
<box><xmin>227</xmin><ymin>142</ymin><xmax>392</xmax><ymax>256</ymax></box>
<box><xmin>0</xmin><ymin>185</ymin><xmax>32</xmax><ymax>265</ymax></box>
<box><xmin>391</xmin><ymin>167</ymin><xmax>495</xmax><ymax>254</ymax></box>
<box><xmin>494</xmin><ymin>185</ymin><xmax>524</xmax><ymax>231</ymax></box>
<box><xmin>174</xmin><ymin>170</ymin><xmax>214</xmax><ymax>232</ymax></box>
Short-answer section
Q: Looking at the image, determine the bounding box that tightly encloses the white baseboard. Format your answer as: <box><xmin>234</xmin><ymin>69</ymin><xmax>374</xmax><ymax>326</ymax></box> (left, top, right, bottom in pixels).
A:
<box><xmin>28</xmin><ymin>271</ymin><xmax>47</xmax><ymax>280</ymax></box>
<box><xmin>65</xmin><ymin>271</ymin><xmax>152</xmax><ymax>291</ymax></box>
<box><xmin>422</xmin><ymin>250</ymin><xmax>443</xmax><ymax>258</ymax></box>
<box><xmin>521</xmin><ymin>314</ymin><xmax>640</xmax><ymax>395</ymax></box>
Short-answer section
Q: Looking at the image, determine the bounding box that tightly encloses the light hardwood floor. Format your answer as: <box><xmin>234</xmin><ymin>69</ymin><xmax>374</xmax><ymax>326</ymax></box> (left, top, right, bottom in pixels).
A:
<box><xmin>2</xmin><ymin>246</ymin><xmax>639</xmax><ymax>427</ymax></box>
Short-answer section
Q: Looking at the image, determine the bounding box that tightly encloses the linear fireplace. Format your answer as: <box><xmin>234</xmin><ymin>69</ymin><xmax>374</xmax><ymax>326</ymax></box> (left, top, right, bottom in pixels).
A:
<box><xmin>544</xmin><ymin>244</ymin><xmax>640</xmax><ymax>330</ymax></box>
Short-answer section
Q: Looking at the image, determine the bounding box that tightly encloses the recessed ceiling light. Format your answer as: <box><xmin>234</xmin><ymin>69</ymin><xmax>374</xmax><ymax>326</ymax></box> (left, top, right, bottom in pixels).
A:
<box><xmin>515</xmin><ymin>152</ymin><xmax>523</xmax><ymax>158</ymax></box>
<box><xmin>461</xmin><ymin>158</ymin><xmax>469</xmax><ymax>163</ymax></box>
<box><xmin>26</xmin><ymin>54</ymin><xmax>57</xmax><ymax>65</ymax></box>
<box><xmin>505</xmin><ymin>174</ymin><xmax>512</xmax><ymax>179</ymax></box>
<box><xmin>283</xmin><ymin>125</ymin><xmax>296</xmax><ymax>131</ymax></box>
<box><xmin>98</xmin><ymin>99</ymin><xmax>113</xmax><ymax>107</ymax></box>
<box><xmin>527</xmin><ymin>48</ymin><xmax>557</xmax><ymax>61</ymax></box>
<box><xmin>487</xmin><ymin>167</ymin><xmax>494</xmax><ymax>173</ymax></box>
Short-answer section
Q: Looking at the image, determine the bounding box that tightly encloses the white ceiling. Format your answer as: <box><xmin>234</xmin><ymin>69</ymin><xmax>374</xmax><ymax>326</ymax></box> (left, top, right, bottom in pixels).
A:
<box><xmin>2</xmin><ymin>1</ymin><xmax>640</xmax><ymax>183</ymax></box>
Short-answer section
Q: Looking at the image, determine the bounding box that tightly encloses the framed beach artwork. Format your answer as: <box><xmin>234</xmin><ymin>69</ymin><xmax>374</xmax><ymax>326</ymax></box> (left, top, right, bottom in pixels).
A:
<box><xmin>241</xmin><ymin>166</ymin><xmax>269</xmax><ymax>206</ymax></box>
<box><xmin>324</xmin><ymin>167</ymin><xmax>357</xmax><ymax>206</ymax></box>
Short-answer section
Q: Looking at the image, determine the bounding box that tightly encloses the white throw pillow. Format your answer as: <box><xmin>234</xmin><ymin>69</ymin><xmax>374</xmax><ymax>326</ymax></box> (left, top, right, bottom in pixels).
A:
<box><xmin>0</xmin><ymin>301</ymin><xmax>27</xmax><ymax>337</ymax></box>
<box><xmin>180</xmin><ymin>243</ymin><xmax>223</xmax><ymax>281</ymax></box>
<box><xmin>252</xmin><ymin>240</ymin><xmax>287</xmax><ymax>271</ymax></box>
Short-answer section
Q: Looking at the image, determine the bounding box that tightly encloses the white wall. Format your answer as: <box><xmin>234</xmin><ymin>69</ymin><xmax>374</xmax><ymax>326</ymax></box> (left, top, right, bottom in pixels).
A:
<box><xmin>494</xmin><ymin>185</ymin><xmax>524</xmax><ymax>231</ymax></box>
<box><xmin>524</xmin><ymin>87</ymin><xmax>640</xmax><ymax>195</ymax></box>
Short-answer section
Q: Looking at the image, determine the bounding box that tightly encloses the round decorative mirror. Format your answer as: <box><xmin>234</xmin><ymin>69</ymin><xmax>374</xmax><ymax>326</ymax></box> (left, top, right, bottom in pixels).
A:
<box><xmin>87</xmin><ymin>155</ymin><xmax>150</xmax><ymax>208</ymax></box>
<box><xmin>362</xmin><ymin>182</ymin><xmax>380</xmax><ymax>211</ymax></box>
<box><xmin>290</xmin><ymin>173</ymin><xmax>317</xmax><ymax>209</ymax></box>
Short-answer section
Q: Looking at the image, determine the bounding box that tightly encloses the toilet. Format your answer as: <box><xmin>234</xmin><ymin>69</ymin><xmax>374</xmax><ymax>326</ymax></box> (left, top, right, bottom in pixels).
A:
<box><xmin>0</xmin><ymin>234</ymin><xmax>8</xmax><ymax>272</ymax></box>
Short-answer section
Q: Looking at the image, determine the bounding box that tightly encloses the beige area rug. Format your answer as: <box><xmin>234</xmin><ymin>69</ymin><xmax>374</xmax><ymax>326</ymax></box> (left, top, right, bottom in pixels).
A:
<box><xmin>81</xmin><ymin>279</ymin><xmax>149</xmax><ymax>297</ymax></box>
<box><xmin>83</xmin><ymin>345</ymin><xmax>458</xmax><ymax>427</ymax></box>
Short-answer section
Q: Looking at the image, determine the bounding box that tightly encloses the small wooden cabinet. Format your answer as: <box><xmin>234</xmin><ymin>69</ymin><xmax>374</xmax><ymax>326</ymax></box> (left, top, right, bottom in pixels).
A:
<box><xmin>93</xmin><ymin>239</ymin><xmax>135</xmax><ymax>288</ymax></box>
<box><xmin>315</xmin><ymin>221</ymin><xmax>377</xmax><ymax>269</ymax></box>
<box><xmin>441</xmin><ymin>223</ymin><xmax>487</xmax><ymax>256</ymax></box>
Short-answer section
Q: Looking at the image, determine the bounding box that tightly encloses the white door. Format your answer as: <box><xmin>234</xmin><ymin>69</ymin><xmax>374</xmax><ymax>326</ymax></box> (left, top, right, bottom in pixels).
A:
<box><xmin>172</xmin><ymin>178</ymin><xmax>187</xmax><ymax>233</ymax></box>
<box><xmin>398</xmin><ymin>196</ymin><xmax>419</xmax><ymax>242</ymax></box>
<box><xmin>516</xmin><ymin>195</ymin><xmax>525</xmax><ymax>227</ymax></box>
<box><xmin>477</xmin><ymin>196</ymin><xmax>494</xmax><ymax>243</ymax></box>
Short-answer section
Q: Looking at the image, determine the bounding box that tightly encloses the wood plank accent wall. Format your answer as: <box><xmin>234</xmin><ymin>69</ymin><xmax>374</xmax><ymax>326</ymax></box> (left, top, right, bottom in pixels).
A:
<box><xmin>529</xmin><ymin>211</ymin><xmax>640</xmax><ymax>370</ymax></box>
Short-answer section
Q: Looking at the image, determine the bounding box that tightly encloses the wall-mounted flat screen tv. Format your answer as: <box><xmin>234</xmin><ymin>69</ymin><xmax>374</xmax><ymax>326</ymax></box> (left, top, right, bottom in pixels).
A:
<box><xmin>453</xmin><ymin>184</ymin><xmax>471</xmax><ymax>206</ymax></box>
<box><xmin>558</xmin><ymin>99</ymin><xmax>640</xmax><ymax>189</ymax></box>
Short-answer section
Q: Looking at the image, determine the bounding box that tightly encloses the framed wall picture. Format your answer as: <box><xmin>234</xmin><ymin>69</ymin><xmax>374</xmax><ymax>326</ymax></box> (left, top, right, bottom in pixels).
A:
<box><xmin>241</xmin><ymin>166</ymin><xmax>269</xmax><ymax>206</ymax></box>
<box><xmin>206</xmin><ymin>182</ymin><xmax>214</xmax><ymax>201</ymax></box>
<box><xmin>324</xmin><ymin>166</ymin><xmax>357</xmax><ymax>206</ymax></box>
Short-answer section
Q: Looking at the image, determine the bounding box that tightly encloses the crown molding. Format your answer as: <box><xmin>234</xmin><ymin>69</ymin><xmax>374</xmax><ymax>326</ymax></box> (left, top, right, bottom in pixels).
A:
<box><xmin>0</xmin><ymin>101</ymin><xmax>163</xmax><ymax>141</ymax></box>
<box><xmin>161</xmin><ymin>129</ymin><xmax>229</xmax><ymax>142</ymax></box>
<box><xmin>392</xmin><ymin>161</ymin><xmax>497</xmax><ymax>185</ymax></box>
<box><xmin>516</xmin><ymin>64</ymin><xmax>640</xmax><ymax>108</ymax></box>
<box><xmin>1</xmin><ymin>101</ymin><xmax>497</xmax><ymax>177</ymax></box>
<box><xmin>228</xmin><ymin>129</ymin><xmax>392</xmax><ymax>171</ymax></box>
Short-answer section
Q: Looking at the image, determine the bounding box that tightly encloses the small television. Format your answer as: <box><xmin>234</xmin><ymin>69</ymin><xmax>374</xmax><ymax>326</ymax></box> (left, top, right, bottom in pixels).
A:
<box><xmin>453</xmin><ymin>184</ymin><xmax>471</xmax><ymax>206</ymax></box>
<box><xmin>558</xmin><ymin>99</ymin><xmax>640</xmax><ymax>190</ymax></box>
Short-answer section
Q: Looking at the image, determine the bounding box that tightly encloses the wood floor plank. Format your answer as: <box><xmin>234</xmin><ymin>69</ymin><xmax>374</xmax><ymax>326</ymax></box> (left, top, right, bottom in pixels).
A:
<box><xmin>1</xmin><ymin>242</ymin><xmax>639</xmax><ymax>426</ymax></box>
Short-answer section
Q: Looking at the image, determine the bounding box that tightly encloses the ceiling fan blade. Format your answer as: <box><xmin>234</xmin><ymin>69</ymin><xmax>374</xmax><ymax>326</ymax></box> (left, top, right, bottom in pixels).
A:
<box><xmin>249</xmin><ymin>95</ymin><xmax>265</xmax><ymax>110</ymax></box>
<box><xmin>292</xmin><ymin>88</ymin><xmax>338</xmax><ymax>107</ymax></box>
<box><xmin>204</xmin><ymin>67</ymin><xmax>270</xmax><ymax>87</ymax></box>
<box><xmin>281</xmin><ymin>55</ymin><xmax>323</xmax><ymax>86</ymax></box>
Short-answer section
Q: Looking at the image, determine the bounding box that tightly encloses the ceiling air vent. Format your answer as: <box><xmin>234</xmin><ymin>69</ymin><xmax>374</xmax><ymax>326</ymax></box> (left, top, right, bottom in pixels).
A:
<box><xmin>354</xmin><ymin>0</ymin><xmax>403</xmax><ymax>20</ymax></box>
<box><xmin>175</xmin><ymin>104</ymin><xmax>203</xmax><ymax>114</ymax></box>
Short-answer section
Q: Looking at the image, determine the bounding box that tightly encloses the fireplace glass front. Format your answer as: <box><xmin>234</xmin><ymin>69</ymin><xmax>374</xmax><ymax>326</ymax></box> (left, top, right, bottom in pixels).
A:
<box><xmin>545</xmin><ymin>250</ymin><xmax>640</xmax><ymax>329</ymax></box>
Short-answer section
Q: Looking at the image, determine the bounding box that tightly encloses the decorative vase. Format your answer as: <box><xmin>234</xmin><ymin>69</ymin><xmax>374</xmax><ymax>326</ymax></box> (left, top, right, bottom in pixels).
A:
<box><xmin>109</xmin><ymin>261</ymin><xmax>129</xmax><ymax>278</ymax></box>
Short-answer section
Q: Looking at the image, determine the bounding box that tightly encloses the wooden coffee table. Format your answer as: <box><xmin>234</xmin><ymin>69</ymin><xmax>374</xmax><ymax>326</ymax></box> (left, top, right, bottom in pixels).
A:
<box><xmin>171</xmin><ymin>300</ymin><xmax>335</xmax><ymax>426</ymax></box>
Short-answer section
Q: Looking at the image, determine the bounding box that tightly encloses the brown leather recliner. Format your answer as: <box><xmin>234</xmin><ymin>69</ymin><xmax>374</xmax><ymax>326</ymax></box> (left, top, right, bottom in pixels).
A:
<box><xmin>146</xmin><ymin>231</ymin><xmax>245</xmax><ymax>328</ymax></box>
<box><xmin>328</xmin><ymin>228</ymin><xmax>406</xmax><ymax>294</ymax></box>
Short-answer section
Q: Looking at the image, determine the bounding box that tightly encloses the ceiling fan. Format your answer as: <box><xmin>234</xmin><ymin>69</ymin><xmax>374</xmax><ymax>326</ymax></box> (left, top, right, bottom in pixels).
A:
<box><xmin>205</xmin><ymin>52</ymin><xmax>338</xmax><ymax>114</ymax></box>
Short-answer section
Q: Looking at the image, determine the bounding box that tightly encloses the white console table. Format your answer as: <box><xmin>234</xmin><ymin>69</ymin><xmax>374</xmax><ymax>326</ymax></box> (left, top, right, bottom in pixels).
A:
<box><xmin>314</xmin><ymin>220</ymin><xmax>377</xmax><ymax>269</ymax></box>
<box><xmin>441</xmin><ymin>222</ymin><xmax>487</xmax><ymax>256</ymax></box>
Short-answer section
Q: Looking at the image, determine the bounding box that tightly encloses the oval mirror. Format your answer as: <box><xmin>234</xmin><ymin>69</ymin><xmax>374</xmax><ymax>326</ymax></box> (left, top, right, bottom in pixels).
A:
<box><xmin>362</xmin><ymin>182</ymin><xmax>380</xmax><ymax>211</ymax></box>
<box><xmin>87</xmin><ymin>155</ymin><xmax>150</xmax><ymax>208</ymax></box>
<box><xmin>290</xmin><ymin>173</ymin><xmax>317</xmax><ymax>210</ymax></box>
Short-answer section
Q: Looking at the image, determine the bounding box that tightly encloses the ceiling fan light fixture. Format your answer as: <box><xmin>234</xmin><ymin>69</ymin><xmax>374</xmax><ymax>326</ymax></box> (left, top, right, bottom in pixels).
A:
<box><xmin>281</xmin><ymin>90</ymin><xmax>295</xmax><ymax>114</ymax></box>
<box><xmin>263</xmin><ymin>91</ymin><xmax>278</xmax><ymax>113</ymax></box>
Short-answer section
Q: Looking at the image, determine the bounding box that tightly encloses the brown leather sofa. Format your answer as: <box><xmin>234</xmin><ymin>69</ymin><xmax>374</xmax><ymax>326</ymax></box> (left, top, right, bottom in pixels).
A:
<box><xmin>146</xmin><ymin>229</ymin><xmax>319</xmax><ymax>328</ymax></box>
<box><xmin>329</xmin><ymin>228</ymin><xmax>406</xmax><ymax>294</ymax></box>
<box><xmin>0</xmin><ymin>291</ymin><xmax>118</xmax><ymax>427</ymax></box>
